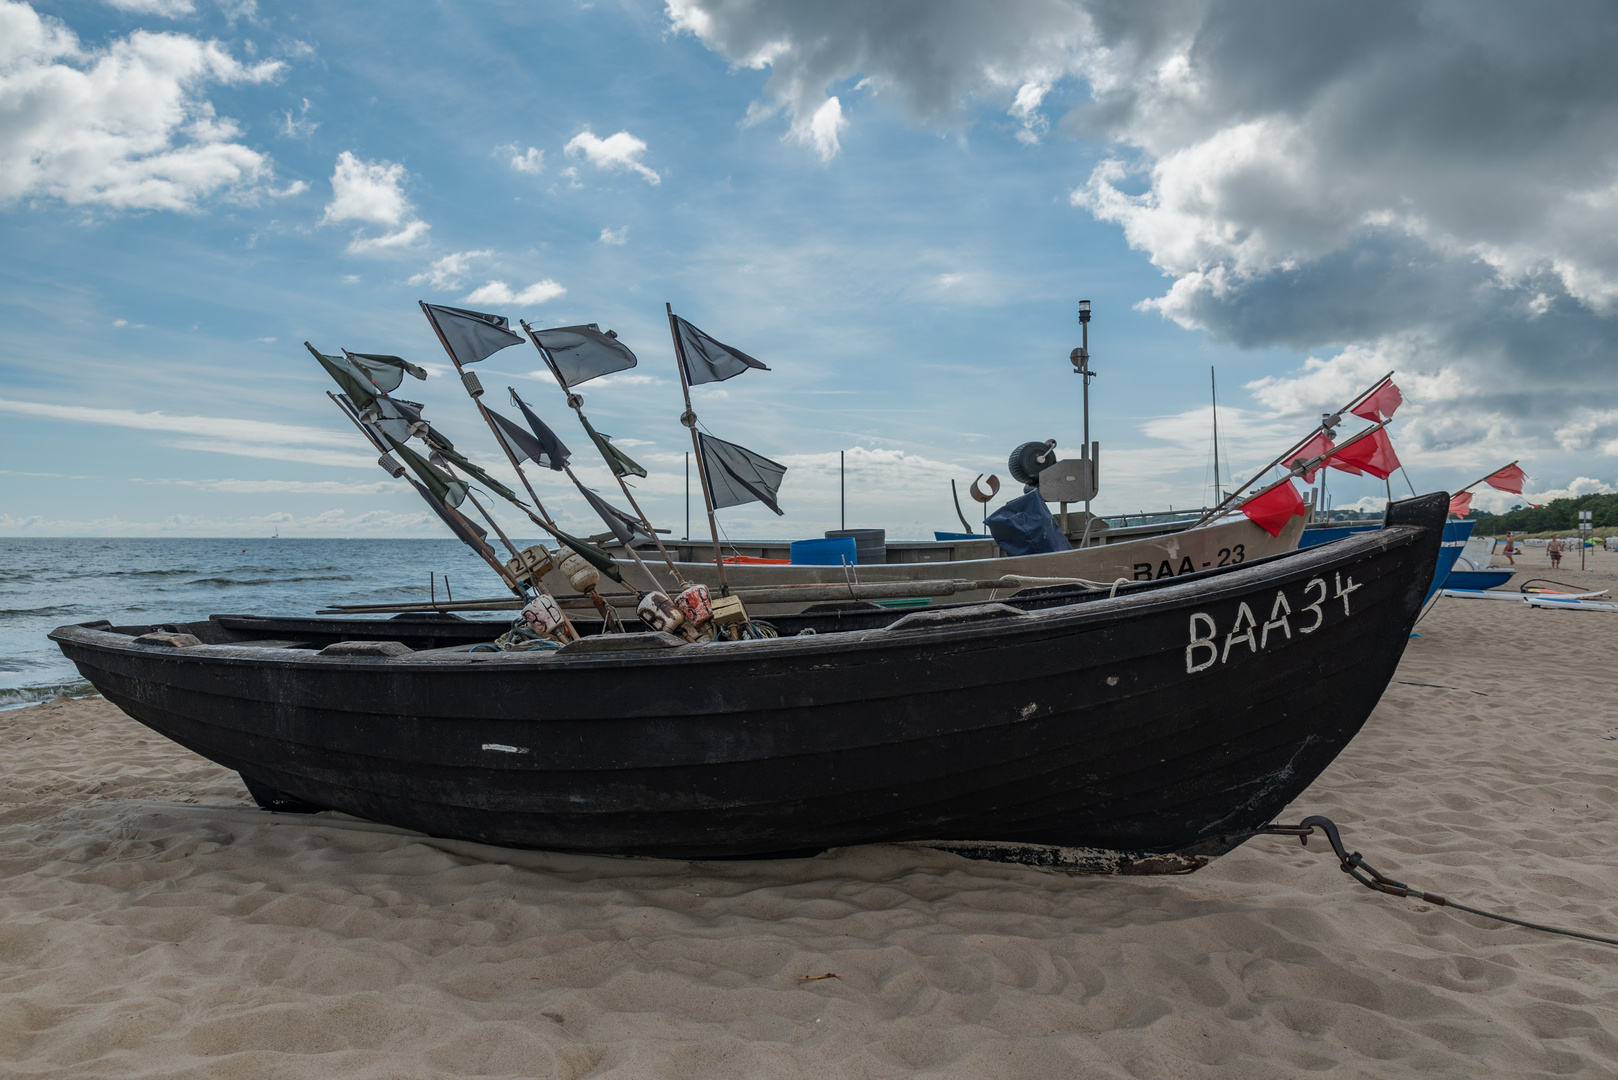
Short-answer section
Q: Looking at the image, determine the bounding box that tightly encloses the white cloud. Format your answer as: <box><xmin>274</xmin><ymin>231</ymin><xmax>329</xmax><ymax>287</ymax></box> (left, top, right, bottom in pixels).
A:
<box><xmin>666</xmin><ymin>0</ymin><xmax>1088</xmax><ymax>160</ymax></box>
<box><xmin>136</xmin><ymin>477</ymin><xmax>397</xmax><ymax>495</ymax></box>
<box><xmin>503</xmin><ymin>144</ymin><xmax>543</xmax><ymax>174</ymax></box>
<box><xmin>563</xmin><ymin>129</ymin><xmax>660</xmax><ymax>184</ymax></box>
<box><xmin>1523</xmin><ymin>476</ymin><xmax>1615</xmax><ymax>505</ymax></box>
<box><xmin>102</xmin><ymin>0</ymin><xmax>195</xmax><ymax>18</ymax></box>
<box><xmin>0</xmin><ymin>396</ymin><xmax>373</xmax><ymax>469</ymax></box>
<box><xmin>344</xmin><ymin>220</ymin><xmax>428</xmax><ymax>254</ymax></box>
<box><xmin>462</xmin><ymin>279</ymin><xmax>565</xmax><ymax>306</ymax></box>
<box><xmin>157</xmin><ymin>440</ymin><xmax>375</xmax><ymax>468</ymax></box>
<box><xmin>322</xmin><ymin>150</ymin><xmax>409</xmax><ymax>226</ymax></box>
<box><xmin>792</xmin><ymin>96</ymin><xmax>846</xmax><ymax>162</ymax></box>
<box><xmin>0</xmin><ymin>1</ymin><xmax>286</xmax><ymax>209</ymax></box>
<box><xmin>279</xmin><ymin>97</ymin><xmax>317</xmax><ymax>139</ymax></box>
<box><xmin>1009</xmin><ymin>80</ymin><xmax>1051</xmax><ymax>145</ymax></box>
<box><xmin>598</xmin><ymin>225</ymin><xmax>628</xmax><ymax>245</ymax></box>
<box><xmin>407</xmin><ymin>249</ymin><xmax>491</xmax><ymax>290</ymax></box>
<box><xmin>322</xmin><ymin>150</ymin><xmax>428</xmax><ymax>253</ymax></box>
<box><xmin>584</xmin><ymin>371</ymin><xmax>662</xmax><ymax>388</ymax></box>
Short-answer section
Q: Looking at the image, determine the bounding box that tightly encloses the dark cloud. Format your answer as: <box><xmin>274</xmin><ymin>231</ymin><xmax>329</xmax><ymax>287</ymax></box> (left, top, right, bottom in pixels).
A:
<box><xmin>671</xmin><ymin>0</ymin><xmax>1618</xmax><ymax>474</ymax></box>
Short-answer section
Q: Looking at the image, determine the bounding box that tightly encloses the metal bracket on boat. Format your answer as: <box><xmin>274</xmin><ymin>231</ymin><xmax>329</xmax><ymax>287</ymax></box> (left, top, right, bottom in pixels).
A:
<box><xmin>1262</xmin><ymin>815</ymin><xmax>1448</xmax><ymax>903</ymax></box>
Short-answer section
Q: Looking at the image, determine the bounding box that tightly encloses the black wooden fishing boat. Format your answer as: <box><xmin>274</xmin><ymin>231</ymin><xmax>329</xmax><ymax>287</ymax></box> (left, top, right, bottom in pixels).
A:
<box><xmin>49</xmin><ymin>494</ymin><xmax>1447</xmax><ymax>874</ymax></box>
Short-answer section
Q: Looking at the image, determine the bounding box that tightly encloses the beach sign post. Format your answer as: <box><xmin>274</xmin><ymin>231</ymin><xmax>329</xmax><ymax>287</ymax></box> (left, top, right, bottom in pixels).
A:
<box><xmin>1580</xmin><ymin>509</ymin><xmax>1593</xmax><ymax>571</ymax></box>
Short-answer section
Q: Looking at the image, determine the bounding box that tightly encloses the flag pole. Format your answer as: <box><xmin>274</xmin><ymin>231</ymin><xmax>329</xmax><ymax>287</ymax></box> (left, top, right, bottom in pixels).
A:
<box><xmin>1226</xmin><ymin>419</ymin><xmax>1393</xmax><ymax>513</ymax></box>
<box><xmin>1189</xmin><ymin>370</ymin><xmax>1395</xmax><ymax>528</ymax></box>
<box><xmin>1457</xmin><ymin>460</ymin><xmax>1520</xmax><ymax>495</ymax></box>
<box><xmin>520</xmin><ymin>322</ymin><xmax>686</xmax><ymax>588</ymax></box>
<box><xmin>558</xmin><ymin>462</ymin><xmax>665</xmax><ymax>591</ymax></box>
<box><xmin>666</xmin><ymin>302</ymin><xmax>731</xmax><ymax>595</ymax></box>
<box><xmin>419</xmin><ymin>301</ymin><xmax>562</xmax><ymax>528</ymax></box>
<box><xmin>325</xmin><ymin>392</ymin><xmax>525</xmax><ymax>594</ymax></box>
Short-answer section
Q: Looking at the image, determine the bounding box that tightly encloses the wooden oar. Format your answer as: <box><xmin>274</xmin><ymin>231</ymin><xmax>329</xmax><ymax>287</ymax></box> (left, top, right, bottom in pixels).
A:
<box><xmin>315</xmin><ymin>573</ymin><xmax>1126</xmax><ymax>615</ymax></box>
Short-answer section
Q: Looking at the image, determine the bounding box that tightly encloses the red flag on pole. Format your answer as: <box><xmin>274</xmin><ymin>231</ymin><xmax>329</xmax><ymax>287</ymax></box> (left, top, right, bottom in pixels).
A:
<box><xmin>1350</xmin><ymin>379</ymin><xmax>1403</xmax><ymax>423</ymax></box>
<box><xmin>1447</xmin><ymin>491</ymin><xmax>1473</xmax><ymax>516</ymax></box>
<box><xmin>1332</xmin><ymin>426</ymin><xmax>1401</xmax><ymax>479</ymax></box>
<box><xmin>1240</xmin><ymin>480</ymin><xmax>1307</xmax><ymax>537</ymax></box>
<box><xmin>1484</xmin><ymin>463</ymin><xmax>1527</xmax><ymax>494</ymax></box>
<box><xmin>1286</xmin><ymin>432</ymin><xmax>1335</xmax><ymax>482</ymax></box>
<box><xmin>1327</xmin><ymin>454</ymin><xmax>1364</xmax><ymax>476</ymax></box>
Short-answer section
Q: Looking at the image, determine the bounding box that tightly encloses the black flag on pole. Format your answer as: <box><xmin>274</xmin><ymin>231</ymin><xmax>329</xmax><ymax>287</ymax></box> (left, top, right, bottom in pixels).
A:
<box><xmin>422</xmin><ymin>303</ymin><xmax>524</xmax><ymax>365</ymax></box>
<box><xmin>337</xmin><ymin>393</ymin><xmax>453</xmax><ymax>450</ymax></box>
<box><xmin>532</xmin><ymin>324</ymin><xmax>638</xmax><ymax>387</ymax></box>
<box><xmin>504</xmin><ymin>391</ymin><xmax>572</xmax><ymax>470</ymax></box>
<box><xmin>408</xmin><ymin>478</ymin><xmax>497</xmax><ymax>562</ymax></box>
<box><xmin>364</xmin><ymin>395</ymin><xmax>429</xmax><ymax>444</ymax></box>
<box><xmin>571</xmin><ymin>479</ymin><xmax>655</xmax><ymax>548</ymax></box>
<box><xmin>488</xmin><ymin>406</ymin><xmax>568</xmax><ymax>470</ymax></box>
<box><xmin>342</xmin><ymin>350</ymin><xmax>427</xmax><ymax>391</ymax></box>
<box><xmin>428</xmin><ymin>443</ymin><xmax>521</xmax><ymax>504</ymax></box>
<box><xmin>673</xmin><ymin>316</ymin><xmax>769</xmax><ymax>385</ymax></box>
<box><xmin>697</xmin><ymin>432</ymin><xmax>786</xmax><ymax>515</ymax></box>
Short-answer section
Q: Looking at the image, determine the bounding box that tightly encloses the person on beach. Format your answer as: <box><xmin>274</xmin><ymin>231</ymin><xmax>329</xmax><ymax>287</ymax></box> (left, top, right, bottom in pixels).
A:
<box><xmin>1548</xmin><ymin>536</ymin><xmax>1563</xmax><ymax>568</ymax></box>
<box><xmin>1502</xmin><ymin>532</ymin><xmax>1516</xmax><ymax>565</ymax></box>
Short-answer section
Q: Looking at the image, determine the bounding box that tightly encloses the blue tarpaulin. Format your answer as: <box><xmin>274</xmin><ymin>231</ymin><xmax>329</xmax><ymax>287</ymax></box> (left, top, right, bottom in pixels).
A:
<box><xmin>985</xmin><ymin>491</ymin><xmax>1072</xmax><ymax>557</ymax></box>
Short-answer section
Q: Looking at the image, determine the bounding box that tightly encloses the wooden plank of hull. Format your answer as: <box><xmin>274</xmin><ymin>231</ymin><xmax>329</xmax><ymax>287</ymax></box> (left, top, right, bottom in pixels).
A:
<box><xmin>541</xmin><ymin>515</ymin><xmax>1306</xmax><ymax>611</ymax></box>
<box><xmin>50</xmin><ymin>497</ymin><xmax>1442</xmax><ymax>869</ymax></box>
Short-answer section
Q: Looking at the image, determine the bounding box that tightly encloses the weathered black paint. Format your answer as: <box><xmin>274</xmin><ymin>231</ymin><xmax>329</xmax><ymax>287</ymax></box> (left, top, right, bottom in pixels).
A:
<box><xmin>49</xmin><ymin>495</ymin><xmax>1447</xmax><ymax>869</ymax></box>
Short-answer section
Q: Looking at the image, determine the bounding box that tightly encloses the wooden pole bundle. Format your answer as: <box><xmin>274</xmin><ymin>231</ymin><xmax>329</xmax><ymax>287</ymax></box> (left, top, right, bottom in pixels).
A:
<box><xmin>316</xmin><ymin>573</ymin><xmax>1126</xmax><ymax>616</ymax></box>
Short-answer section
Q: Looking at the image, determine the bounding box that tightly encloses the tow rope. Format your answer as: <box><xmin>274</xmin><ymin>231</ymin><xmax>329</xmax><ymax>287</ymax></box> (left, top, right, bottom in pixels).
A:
<box><xmin>1260</xmin><ymin>815</ymin><xmax>1618</xmax><ymax>948</ymax></box>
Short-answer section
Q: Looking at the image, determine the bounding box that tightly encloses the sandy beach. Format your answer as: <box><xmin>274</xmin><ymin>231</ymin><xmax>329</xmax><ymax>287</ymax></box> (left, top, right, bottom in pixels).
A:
<box><xmin>3</xmin><ymin>557</ymin><xmax>1615</xmax><ymax>1078</ymax></box>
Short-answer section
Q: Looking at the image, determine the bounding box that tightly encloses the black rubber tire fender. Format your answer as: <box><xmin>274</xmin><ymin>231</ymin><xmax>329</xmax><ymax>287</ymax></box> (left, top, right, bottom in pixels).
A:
<box><xmin>1008</xmin><ymin>441</ymin><xmax>1055</xmax><ymax>486</ymax></box>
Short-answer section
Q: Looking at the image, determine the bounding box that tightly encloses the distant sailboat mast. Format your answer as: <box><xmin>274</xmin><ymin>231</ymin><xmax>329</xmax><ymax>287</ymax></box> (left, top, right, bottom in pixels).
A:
<box><xmin>1210</xmin><ymin>367</ymin><xmax>1223</xmax><ymax>507</ymax></box>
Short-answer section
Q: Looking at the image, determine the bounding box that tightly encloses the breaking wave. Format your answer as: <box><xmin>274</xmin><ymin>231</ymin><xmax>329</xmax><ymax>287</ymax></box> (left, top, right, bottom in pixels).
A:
<box><xmin>0</xmin><ymin>681</ymin><xmax>98</xmax><ymax>709</ymax></box>
<box><xmin>187</xmin><ymin>575</ymin><xmax>355</xmax><ymax>588</ymax></box>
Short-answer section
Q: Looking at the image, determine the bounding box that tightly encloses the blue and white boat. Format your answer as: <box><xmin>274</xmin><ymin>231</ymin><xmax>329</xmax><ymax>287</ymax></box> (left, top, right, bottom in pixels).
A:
<box><xmin>1444</xmin><ymin>535</ymin><xmax>1514</xmax><ymax>590</ymax></box>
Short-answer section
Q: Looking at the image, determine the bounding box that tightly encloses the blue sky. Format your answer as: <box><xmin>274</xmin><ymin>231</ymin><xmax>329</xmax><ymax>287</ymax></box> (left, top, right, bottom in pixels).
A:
<box><xmin>3</xmin><ymin>0</ymin><xmax>1615</xmax><ymax>540</ymax></box>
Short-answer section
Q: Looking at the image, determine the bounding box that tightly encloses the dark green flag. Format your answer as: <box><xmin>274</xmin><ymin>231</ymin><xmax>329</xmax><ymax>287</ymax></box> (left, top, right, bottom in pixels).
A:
<box><xmin>308</xmin><ymin>343</ymin><xmax>377</xmax><ymax>411</ymax></box>
<box><xmin>386</xmin><ymin>435</ymin><xmax>468</xmax><ymax>509</ymax></box>
<box><xmin>577</xmin><ymin>413</ymin><xmax>647</xmax><ymax>479</ymax></box>
<box><xmin>343</xmin><ymin>350</ymin><xmax>428</xmax><ymax>391</ymax></box>
<box><xmin>429</xmin><ymin>443</ymin><xmax>521</xmax><ymax>504</ymax></box>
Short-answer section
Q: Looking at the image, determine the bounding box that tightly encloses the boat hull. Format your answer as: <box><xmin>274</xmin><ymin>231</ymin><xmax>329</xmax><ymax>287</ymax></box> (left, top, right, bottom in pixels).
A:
<box><xmin>50</xmin><ymin>496</ymin><xmax>1444</xmax><ymax>870</ymax></box>
<box><xmin>1300</xmin><ymin>519</ymin><xmax>1471</xmax><ymax>605</ymax></box>
<box><xmin>1443</xmin><ymin>569</ymin><xmax>1514</xmax><ymax>591</ymax></box>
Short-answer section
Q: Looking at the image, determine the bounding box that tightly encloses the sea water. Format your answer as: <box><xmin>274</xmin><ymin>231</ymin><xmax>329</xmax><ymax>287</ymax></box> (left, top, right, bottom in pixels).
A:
<box><xmin>0</xmin><ymin>537</ymin><xmax>527</xmax><ymax>707</ymax></box>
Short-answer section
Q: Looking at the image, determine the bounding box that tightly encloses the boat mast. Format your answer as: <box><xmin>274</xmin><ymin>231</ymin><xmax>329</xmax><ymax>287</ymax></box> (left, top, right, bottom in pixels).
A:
<box><xmin>666</xmin><ymin>303</ymin><xmax>731</xmax><ymax>595</ymax></box>
<box><xmin>1073</xmin><ymin>300</ymin><xmax>1095</xmax><ymax>547</ymax></box>
<box><xmin>1210</xmin><ymin>366</ymin><xmax>1222</xmax><ymax>507</ymax></box>
<box><xmin>520</xmin><ymin>321</ymin><xmax>685</xmax><ymax>589</ymax></box>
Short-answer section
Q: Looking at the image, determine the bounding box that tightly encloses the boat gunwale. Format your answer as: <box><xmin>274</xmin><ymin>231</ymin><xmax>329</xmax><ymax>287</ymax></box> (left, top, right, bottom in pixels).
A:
<box><xmin>49</xmin><ymin>524</ymin><xmax>1426</xmax><ymax>675</ymax></box>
